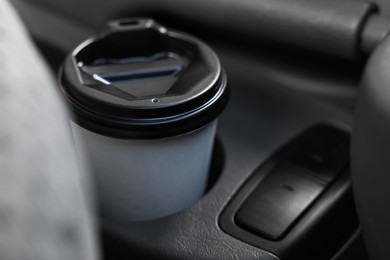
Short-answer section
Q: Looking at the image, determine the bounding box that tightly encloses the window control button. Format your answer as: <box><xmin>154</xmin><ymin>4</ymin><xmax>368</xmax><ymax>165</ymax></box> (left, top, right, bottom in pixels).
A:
<box><xmin>235</xmin><ymin>163</ymin><xmax>324</xmax><ymax>240</ymax></box>
<box><xmin>281</xmin><ymin>126</ymin><xmax>350</xmax><ymax>183</ymax></box>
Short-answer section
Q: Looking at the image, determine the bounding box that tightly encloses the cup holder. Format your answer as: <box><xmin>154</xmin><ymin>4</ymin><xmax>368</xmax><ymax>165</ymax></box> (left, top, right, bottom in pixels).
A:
<box><xmin>207</xmin><ymin>136</ymin><xmax>226</xmax><ymax>192</ymax></box>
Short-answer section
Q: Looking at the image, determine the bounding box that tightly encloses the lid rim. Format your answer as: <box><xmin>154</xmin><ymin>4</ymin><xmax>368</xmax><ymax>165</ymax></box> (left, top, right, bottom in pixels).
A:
<box><xmin>62</xmin><ymin>71</ymin><xmax>229</xmax><ymax>139</ymax></box>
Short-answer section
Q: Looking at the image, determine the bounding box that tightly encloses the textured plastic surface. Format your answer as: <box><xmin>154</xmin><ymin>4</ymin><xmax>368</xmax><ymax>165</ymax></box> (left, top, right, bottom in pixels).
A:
<box><xmin>235</xmin><ymin>163</ymin><xmax>324</xmax><ymax>240</ymax></box>
<box><xmin>220</xmin><ymin>125</ymin><xmax>355</xmax><ymax>260</ymax></box>
<box><xmin>71</xmin><ymin>120</ymin><xmax>217</xmax><ymax>221</ymax></box>
<box><xmin>352</xmin><ymin>36</ymin><xmax>390</xmax><ymax>260</ymax></box>
<box><xmin>280</xmin><ymin>126</ymin><xmax>350</xmax><ymax>183</ymax></box>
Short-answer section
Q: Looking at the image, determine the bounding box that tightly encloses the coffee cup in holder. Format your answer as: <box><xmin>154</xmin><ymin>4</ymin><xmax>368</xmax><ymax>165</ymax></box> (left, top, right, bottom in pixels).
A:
<box><xmin>59</xmin><ymin>18</ymin><xmax>229</xmax><ymax>221</ymax></box>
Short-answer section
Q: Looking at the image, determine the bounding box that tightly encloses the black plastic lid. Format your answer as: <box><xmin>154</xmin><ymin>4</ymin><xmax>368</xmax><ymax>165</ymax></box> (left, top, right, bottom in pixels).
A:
<box><xmin>59</xmin><ymin>18</ymin><xmax>229</xmax><ymax>139</ymax></box>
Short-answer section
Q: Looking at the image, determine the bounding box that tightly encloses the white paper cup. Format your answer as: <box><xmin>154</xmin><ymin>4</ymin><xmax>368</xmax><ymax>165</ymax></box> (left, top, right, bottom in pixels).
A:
<box><xmin>59</xmin><ymin>18</ymin><xmax>229</xmax><ymax>221</ymax></box>
<box><xmin>71</xmin><ymin>120</ymin><xmax>217</xmax><ymax>221</ymax></box>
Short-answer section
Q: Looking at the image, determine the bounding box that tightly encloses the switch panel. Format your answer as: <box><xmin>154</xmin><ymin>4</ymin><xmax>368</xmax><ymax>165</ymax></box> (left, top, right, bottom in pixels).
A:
<box><xmin>280</xmin><ymin>126</ymin><xmax>350</xmax><ymax>183</ymax></box>
<box><xmin>221</xmin><ymin>124</ymin><xmax>351</xmax><ymax>244</ymax></box>
<box><xmin>235</xmin><ymin>163</ymin><xmax>324</xmax><ymax>240</ymax></box>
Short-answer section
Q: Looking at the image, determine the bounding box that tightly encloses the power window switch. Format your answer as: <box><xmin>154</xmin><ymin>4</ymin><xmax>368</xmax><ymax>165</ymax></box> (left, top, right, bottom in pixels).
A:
<box><xmin>235</xmin><ymin>163</ymin><xmax>324</xmax><ymax>240</ymax></box>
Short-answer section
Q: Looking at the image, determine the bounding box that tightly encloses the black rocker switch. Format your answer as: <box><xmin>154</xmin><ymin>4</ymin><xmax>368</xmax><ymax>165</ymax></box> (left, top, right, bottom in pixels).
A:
<box><xmin>280</xmin><ymin>125</ymin><xmax>350</xmax><ymax>183</ymax></box>
<box><xmin>235</xmin><ymin>163</ymin><xmax>324</xmax><ymax>240</ymax></box>
<box><xmin>221</xmin><ymin>125</ymin><xmax>352</xmax><ymax>251</ymax></box>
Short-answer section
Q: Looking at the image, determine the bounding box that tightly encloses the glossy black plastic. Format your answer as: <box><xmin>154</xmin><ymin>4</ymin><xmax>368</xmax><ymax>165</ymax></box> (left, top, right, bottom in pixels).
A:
<box><xmin>60</xmin><ymin>18</ymin><xmax>229</xmax><ymax>139</ymax></box>
<box><xmin>220</xmin><ymin>125</ymin><xmax>355</xmax><ymax>260</ymax></box>
<box><xmin>235</xmin><ymin>163</ymin><xmax>324</xmax><ymax>240</ymax></box>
